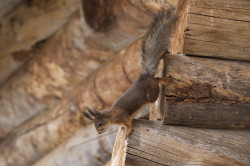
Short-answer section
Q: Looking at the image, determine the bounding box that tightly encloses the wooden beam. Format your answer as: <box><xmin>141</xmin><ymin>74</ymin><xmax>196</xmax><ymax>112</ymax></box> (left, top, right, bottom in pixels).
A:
<box><xmin>165</xmin><ymin>103</ymin><xmax>250</xmax><ymax>128</ymax></box>
<box><xmin>0</xmin><ymin>38</ymin><xmax>142</xmax><ymax>166</ymax></box>
<box><xmin>33</xmin><ymin>125</ymin><xmax>118</xmax><ymax>166</ymax></box>
<box><xmin>0</xmin><ymin>0</ymin><xmax>175</xmax><ymax>140</ymax></box>
<box><xmin>162</xmin><ymin>54</ymin><xmax>250</xmax><ymax>128</ymax></box>
<box><xmin>174</xmin><ymin>0</ymin><xmax>250</xmax><ymax>61</ymax></box>
<box><xmin>111</xmin><ymin>120</ymin><xmax>250</xmax><ymax>166</ymax></box>
<box><xmin>0</xmin><ymin>0</ymin><xmax>80</xmax><ymax>57</ymax></box>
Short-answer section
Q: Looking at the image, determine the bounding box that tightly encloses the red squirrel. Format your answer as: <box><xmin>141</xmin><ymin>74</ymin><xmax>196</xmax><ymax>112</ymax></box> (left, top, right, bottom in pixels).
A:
<box><xmin>83</xmin><ymin>5</ymin><xmax>182</xmax><ymax>137</ymax></box>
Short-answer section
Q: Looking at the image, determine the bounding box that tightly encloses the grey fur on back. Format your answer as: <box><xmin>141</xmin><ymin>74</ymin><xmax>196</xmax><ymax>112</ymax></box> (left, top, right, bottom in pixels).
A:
<box><xmin>141</xmin><ymin>9</ymin><xmax>178</xmax><ymax>76</ymax></box>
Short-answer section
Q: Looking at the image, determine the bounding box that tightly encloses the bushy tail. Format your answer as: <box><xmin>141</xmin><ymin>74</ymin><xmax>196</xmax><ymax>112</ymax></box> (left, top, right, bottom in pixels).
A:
<box><xmin>141</xmin><ymin>0</ymin><xmax>186</xmax><ymax>76</ymax></box>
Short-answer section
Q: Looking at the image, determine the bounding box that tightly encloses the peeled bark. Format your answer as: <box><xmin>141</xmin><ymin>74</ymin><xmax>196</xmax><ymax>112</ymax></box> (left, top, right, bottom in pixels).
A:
<box><xmin>0</xmin><ymin>0</ymin><xmax>176</xmax><ymax>139</ymax></box>
<box><xmin>0</xmin><ymin>39</ymin><xmax>143</xmax><ymax>166</ymax></box>
<box><xmin>163</xmin><ymin>44</ymin><xmax>250</xmax><ymax>128</ymax></box>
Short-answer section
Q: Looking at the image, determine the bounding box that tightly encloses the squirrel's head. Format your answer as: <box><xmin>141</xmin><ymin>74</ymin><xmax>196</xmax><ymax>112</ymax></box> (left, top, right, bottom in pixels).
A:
<box><xmin>83</xmin><ymin>106</ymin><xmax>111</xmax><ymax>134</ymax></box>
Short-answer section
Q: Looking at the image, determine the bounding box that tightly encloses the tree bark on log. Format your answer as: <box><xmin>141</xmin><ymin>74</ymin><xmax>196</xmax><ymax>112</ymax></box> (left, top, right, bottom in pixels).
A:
<box><xmin>0</xmin><ymin>39</ymin><xmax>143</xmax><ymax>166</ymax></box>
<box><xmin>33</xmin><ymin>125</ymin><xmax>118</xmax><ymax>166</ymax></box>
<box><xmin>111</xmin><ymin>120</ymin><xmax>250</xmax><ymax>166</ymax></box>
<box><xmin>0</xmin><ymin>0</ymin><xmax>175</xmax><ymax>139</ymax></box>
<box><xmin>162</xmin><ymin>54</ymin><xmax>250</xmax><ymax>128</ymax></box>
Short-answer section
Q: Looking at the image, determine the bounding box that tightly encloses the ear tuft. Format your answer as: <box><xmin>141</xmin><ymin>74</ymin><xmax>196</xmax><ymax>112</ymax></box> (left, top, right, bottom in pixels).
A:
<box><xmin>83</xmin><ymin>111</ymin><xmax>94</xmax><ymax>120</ymax></box>
<box><xmin>86</xmin><ymin>106</ymin><xmax>97</xmax><ymax>116</ymax></box>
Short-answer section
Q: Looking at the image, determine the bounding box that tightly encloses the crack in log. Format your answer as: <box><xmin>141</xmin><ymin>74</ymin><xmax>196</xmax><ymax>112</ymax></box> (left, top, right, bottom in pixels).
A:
<box><xmin>185</xmin><ymin>54</ymin><xmax>250</xmax><ymax>63</ymax></box>
<box><xmin>188</xmin><ymin>12</ymin><xmax>250</xmax><ymax>23</ymax></box>
<box><xmin>129</xmin><ymin>135</ymin><xmax>182</xmax><ymax>158</ymax></box>
<box><xmin>165</xmin><ymin>95</ymin><xmax>249</xmax><ymax>104</ymax></box>
<box><xmin>126</xmin><ymin>151</ymin><xmax>169</xmax><ymax>166</ymax></box>
<box><xmin>188</xmin><ymin>21</ymin><xmax>250</xmax><ymax>33</ymax></box>
<box><xmin>185</xmin><ymin>37</ymin><xmax>250</xmax><ymax>49</ymax></box>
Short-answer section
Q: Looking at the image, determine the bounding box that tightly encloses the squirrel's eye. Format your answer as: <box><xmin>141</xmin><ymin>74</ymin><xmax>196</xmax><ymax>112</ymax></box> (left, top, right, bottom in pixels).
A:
<box><xmin>98</xmin><ymin>122</ymin><xmax>103</xmax><ymax>127</ymax></box>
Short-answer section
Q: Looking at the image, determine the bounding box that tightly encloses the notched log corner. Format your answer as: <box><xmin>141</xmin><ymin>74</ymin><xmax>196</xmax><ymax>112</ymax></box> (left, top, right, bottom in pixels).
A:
<box><xmin>111</xmin><ymin>120</ymin><xmax>250</xmax><ymax>166</ymax></box>
<box><xmin>162</xmin><ymin>54</ymin><xmax>250</xmax><ymax>129</ymax></box>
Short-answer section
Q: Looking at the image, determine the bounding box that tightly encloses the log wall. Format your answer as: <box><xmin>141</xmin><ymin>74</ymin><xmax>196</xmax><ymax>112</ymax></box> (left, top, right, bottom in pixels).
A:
<box><xmin>160</xmin><ymin>0</ymin><xmax>250</xmax><ymax>128</ymax></box>
<box><xmin>181</xmin><ymin>0</ymin><xmax>250</xmax><ymax>61</ymax></box>
<box><xmin>163</xmin><ymin>54</ymin><xmax>250</xmax><ymax>128</ymax></box>
<box><xmin>111</xmin><ymin>120</ymin><xmax>250</xmax><ymax>166</ymax></box>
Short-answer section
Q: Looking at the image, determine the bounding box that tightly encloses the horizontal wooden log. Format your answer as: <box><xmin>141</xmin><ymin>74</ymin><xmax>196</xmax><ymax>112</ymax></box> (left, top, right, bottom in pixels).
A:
<box><xmin>0</xmin><ymin>38</ymin><xmax>143</xmax><ymax>166</ymax></box>
<box><xmin>175</xmin><ymin>0</ymin><xmax>250</xmax><ymax>61</ymax></box>
<box><xmin>33</xmin><ymin>125</ymin><xmax>118</xmax><ymax>166</ymax></box>
<box><xmin>0</xmin><ymin>0</ymin><xmax>79</xmax><ymax>84</ymax></box>
<box><xmin>0</xmin><ymin>0</ymin><xmax>22</xmax><ymax>20</ymax></box>
<box><xmin>0</xmin><ymin>0</ymin><xmax>175</xmax><ymax>139</ymax></box>
<box><xmin>0</xmin><ymin>0</ymin><xmax>80</xmax><ymax>57</ymax></box>
<box><xmin>164</xmin><ymin>103</ymin><xmax>250</xmax><ymax>128</ymax></box>
<box><xmin>162</xmin><ymin>54</ymin><xmax>250</xmax><ymax>128</ymax></box>
<box><xmin>111</xmin><ymin>120</ymin><xmax>250</xmax><ymax>166</ymax></box>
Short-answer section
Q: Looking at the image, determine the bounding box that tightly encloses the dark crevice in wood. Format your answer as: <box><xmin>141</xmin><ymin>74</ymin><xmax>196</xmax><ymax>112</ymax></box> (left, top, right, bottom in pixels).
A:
<box><xmin>129</xmin><ymin>134</ymin><xmax>182</xmax><ymax>158</ymax></box>
<box><xmin>184</xmin><ymin>53</ymin><xmax>250</xmax><ymax>63</ymax></box>
<box><xmin>165</xmin><ymin>95</ymin><xmax>249</xmax><ymax>104</ymax></box>
<box><xmin>127</xmin><ymin>152</ymin><xmax>169</xmax><ymax>166</ymax></box>
<box><xmin>187</xmin><ymin>21</ymin><xmax>250</xmax><ymax>36</ymax></box>
<box><xmin>127</xmin><ymin>146</ymin><xmax>176</xmax><ymax>165</ymax></box>
<box><xmin>185</xmin><ymin>37</ymin><xmax>250</xmax><ymax>49</ymax></box>
<box><xmin>190</xmin><ymin>4</ymin><xmax>250</xmax><ymax>12</ymax></box>
<box><xmin>189</xmin><ymin>12</ymin><xmax>250</xmax><ymax>23</ymax></box>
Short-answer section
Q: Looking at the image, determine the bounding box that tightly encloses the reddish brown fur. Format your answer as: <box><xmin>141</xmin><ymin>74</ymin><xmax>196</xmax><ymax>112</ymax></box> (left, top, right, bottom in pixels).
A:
<box><xmin>83</xmin><ymin>1</ymin><xmax>186</xmax><ymax>136</ymax></box>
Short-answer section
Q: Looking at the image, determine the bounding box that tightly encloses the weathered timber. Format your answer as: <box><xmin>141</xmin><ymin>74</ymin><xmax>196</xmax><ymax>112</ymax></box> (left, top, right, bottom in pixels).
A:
<box><xmin>165</xmin><ymin>103</ymin><xmax>250</xmax><ymax>128</ymax></box>
<box><xmin>162</xmin><ymin>54</ymin><xmax>250</xmax><ymax>128</ymax></box>
<box><xmin>0</xmin><ymin>0</ymin><xmax>22</xmax><ymax>20</ymax></box>
<box><xmin>149</xmin><ymin>59</ymin><xmax>165</xmax><ymax>120</ymax></box>
<box><xmin>0</xmin><ymin>39</ymin><xmax>143</xmax><ymax>166</ymax></box>
<box><xmin>33</xmin><ymin>125</ymin><xmax>118</xmax><ymax>166</ymax></box>
<box><xmin>0</xmin><ymin>0</ymin><xmax>80</xmax><ymax>57</ymax></box>
<box><xmin>0</xmin><ymin>0</ymin><xmax>175</xmax><ymax>139</ymax></box>
<box><xmin>0</xmin><ymin>0</ymin><xmax>80</xmax><ymax>84</ymax></box>
<box><xmin>174</xmin><ymin>0</ymin><xmax>250</xmax><ymax>61</ymax></box>
<box><xmin>111</xmin><ymin>119</ymin><xmax>250</xmax><ymax>166</ymax></box>
<box><xmin>149</xmin><ymin>0</ymin><xmax>187</xmax><ymax>120</ymax></box>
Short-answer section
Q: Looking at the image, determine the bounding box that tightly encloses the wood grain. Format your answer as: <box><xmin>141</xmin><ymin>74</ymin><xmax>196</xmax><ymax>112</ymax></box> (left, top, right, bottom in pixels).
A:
<box><xmin>33</xmin><ymin>125</ymin><xmax>118</xmax><ymax>166</ymax></box>
<box><xmin>162</xmin><ymin>54</ymin><xmax>250</xmax><ymax>128</ymax></box>
<box><xmin>0</xmin><ymin>39</ymin><xmax>142</xmax><ymax>166</ymax></box>
<box><xmin>176</xmin><ymin>0</ymin><xmax>250</xmax><ymax>61</ymax></box>
<box><xmin>112</xmin><ymin>120</ymin><xmax>250</xmax><ymax>166</ymax></box>
<box><xmin>0</xmin><ymin>0</ymin><xmax>175</xmax><ymax>139</ymax></box>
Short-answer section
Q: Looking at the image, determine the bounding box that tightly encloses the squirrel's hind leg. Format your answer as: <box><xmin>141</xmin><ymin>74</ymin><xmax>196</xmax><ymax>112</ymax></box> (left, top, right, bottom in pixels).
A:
<box><xmin>122</xmin><ymin>120</ymin><xmax>132</xmax><ymax>137</ymax></box>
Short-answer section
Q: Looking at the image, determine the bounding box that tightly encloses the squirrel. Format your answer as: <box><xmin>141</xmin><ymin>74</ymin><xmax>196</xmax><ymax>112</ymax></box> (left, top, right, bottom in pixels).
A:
<box><xmin>83</xmin><ymin>3</ymin><xmax>183</xmax><ymax>137</ymax></box>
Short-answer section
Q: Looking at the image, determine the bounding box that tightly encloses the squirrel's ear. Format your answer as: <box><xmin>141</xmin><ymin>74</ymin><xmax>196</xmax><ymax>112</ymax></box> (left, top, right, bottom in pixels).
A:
<box><xmin>83</xmin><ymin>112</ymin><xmax>94</xmax><ymax>120</ymax></box>
<box><xmin>86</xmin><ymin>106</ymin><xmax>97</xmax><ymax>116</ymax></box>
